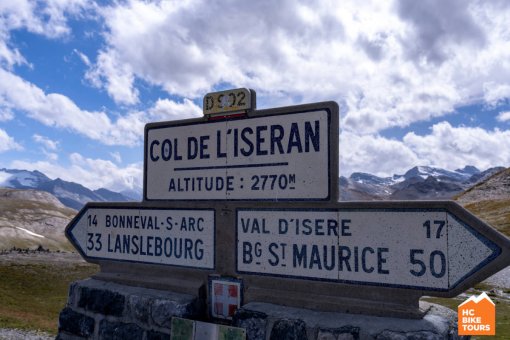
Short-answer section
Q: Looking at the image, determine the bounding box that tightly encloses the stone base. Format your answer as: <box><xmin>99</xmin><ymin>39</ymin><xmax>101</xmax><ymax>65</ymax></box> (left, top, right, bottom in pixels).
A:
<box><xmin>57</xmin><ymin>279</ymin><xmax>204</xmax><ymax>339</ymax></box>
<box><xmin>58</xmin><ymin>279</ymin><xmax>468</xmax><ymax>340</ymax></box>
<box><xmin>232</xmin><ymin>302</ymin><xmax>469</xmax><ymax>340</ymax></box>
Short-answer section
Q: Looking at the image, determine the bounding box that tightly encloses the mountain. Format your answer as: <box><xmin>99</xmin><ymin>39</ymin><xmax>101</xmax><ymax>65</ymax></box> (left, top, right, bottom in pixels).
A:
<box><xmin>390</xmin><ymin>176</ymin><xmax>465</xmax><ymax>200</ymax></box>
<box><xmin>339</xmin><ymin>165</ymin><xmax>505</xmax><ymax>201</ymax></box>
<box><xmin>0</xmin><ymin>188</ymin><xmax>76</xmax><ymax>250</ymax></box>
<box><xmin>0</xmin><ymin>169</ymin><xmax>51</xmax><ymax>188</ymax></box>
<box><xmin>120</xmin><ymin>188</ymin><xmax>143</xmax><ymax>201</ymax></box>
<box><xmin>455</xmin><ymin>168</ymin><xmax>510</xmax><ymax>237</ymax></box>
<box><xmin>457</xmin><ymin>167</ymin><xmax>510</xmax><ymax>203</ymax></box>
<box><xmin>0</xmin><ymin>168</ymin><xmax>139</xmax><ymax>210</ymax></box>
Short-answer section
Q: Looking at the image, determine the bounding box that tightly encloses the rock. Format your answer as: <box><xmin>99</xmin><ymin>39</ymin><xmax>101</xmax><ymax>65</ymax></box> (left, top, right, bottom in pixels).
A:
<box><xmin>58</xmin><ymin>307</ymin><xmax>95</xmax><ymax>337</ymax></box>
<box><xmin>233</xmin><ymin>309</ymin><xmax>268</xmax><ymax>340</ymax></box>
<box><xmin>98</xmin><ymin>320</ymin><xmax>144</xmax><ymax>340</ymax></box>
<box><xmin>269</xmin><ymin>318</ymin><xmax>307</xmax><ymax>340</ymax></box>
<box><xmin>78</xmin><ymin>286</ymin><xmax>125</xmax><ymax>316</ymax></box>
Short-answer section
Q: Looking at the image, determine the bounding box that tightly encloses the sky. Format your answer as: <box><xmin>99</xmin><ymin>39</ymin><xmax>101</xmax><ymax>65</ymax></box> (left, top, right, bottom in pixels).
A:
<box><xmin>1</xmin><ymin>0</ymin><xmax>510</xmax><ymax>194</ymax></box>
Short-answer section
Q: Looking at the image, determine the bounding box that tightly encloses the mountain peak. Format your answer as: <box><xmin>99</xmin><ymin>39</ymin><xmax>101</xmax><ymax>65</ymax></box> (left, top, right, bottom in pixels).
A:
<box><xmin>0</xmin><ymin>168</ymin><xmax>138</xmax><ymax>210</ymax></box>
<box><xmin>340</xmin><ymin>165</ymin><xmax>506</xmax><ymax>202</ymax></box>
<box><xmin>456</xmin><ymin>165</ymin><xmax>480</xmax><ymax>175</ymax></box>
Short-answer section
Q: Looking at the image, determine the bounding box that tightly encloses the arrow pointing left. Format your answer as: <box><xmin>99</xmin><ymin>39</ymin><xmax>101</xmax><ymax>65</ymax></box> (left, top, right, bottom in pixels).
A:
<box><xmin>66</xmin><ymin>205</ymin><xmax>215</xmax><ymax>269</ymax></box>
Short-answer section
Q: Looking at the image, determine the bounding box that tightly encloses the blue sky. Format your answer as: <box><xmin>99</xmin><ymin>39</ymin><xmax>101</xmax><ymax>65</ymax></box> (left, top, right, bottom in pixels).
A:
<box><xmin>1</xmin><ymin>0</ymin><xmax>510</xmax><ymax>194</ymax></box>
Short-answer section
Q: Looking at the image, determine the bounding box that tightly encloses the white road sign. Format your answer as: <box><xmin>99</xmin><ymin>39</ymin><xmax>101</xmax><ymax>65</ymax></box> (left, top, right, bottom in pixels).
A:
<box><xmin>236</xmin><ymin>208</ymin><xmax>501</xmax><ymax>291</ymax></box>
<box><xmin>67</xmin><ymin>207</ymin><xmax>215</xmax><ymax>269</ymax></box>
<box><xmin>145</xmin><ymin>110</ymin><xmax>332</xmax><ymax>201</ymax></box>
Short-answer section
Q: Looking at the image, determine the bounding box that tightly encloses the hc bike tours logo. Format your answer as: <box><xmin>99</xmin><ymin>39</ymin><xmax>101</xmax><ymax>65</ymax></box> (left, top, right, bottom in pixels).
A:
<box><xmin>458</xmin><ymin>292</ymin><xmax>495</xmax><ymax>336</ymax></box>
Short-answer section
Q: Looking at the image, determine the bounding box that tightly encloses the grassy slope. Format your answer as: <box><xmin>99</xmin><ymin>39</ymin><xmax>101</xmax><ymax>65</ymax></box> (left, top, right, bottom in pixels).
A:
<box><xmin>0</xmin><ymin>261</ymin><xmax>98</xmax><ymax>335</ymax></box>
<box><xmin>463</xmin><ymin>199</ymin><xmax>510</xmax><ymax>237</ymax></box>
<box><xmin>454</xmin><ymin>167</ymin><xmax>510</xmax><ymax>237</ymax></box>
<box><xmin>0</xmin><ymin>197</ymin><xmax>76</xmax><ymax>251</ymax></box>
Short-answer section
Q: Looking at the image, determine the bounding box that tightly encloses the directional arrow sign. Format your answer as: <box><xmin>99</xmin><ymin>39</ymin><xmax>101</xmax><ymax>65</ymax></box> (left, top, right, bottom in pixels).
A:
<box><xmin>66</xmin><ymin>205</ymin><xmax>215</xmax><ymax>269</ymax></box>
<box><xmin>236</xmin><ymin>203</ymin><xmax>510</xmax><ymax>293</ymax></box>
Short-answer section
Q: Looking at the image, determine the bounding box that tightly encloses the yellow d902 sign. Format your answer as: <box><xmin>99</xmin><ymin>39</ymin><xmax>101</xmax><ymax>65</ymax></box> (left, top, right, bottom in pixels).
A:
<box><xmin>203</xmin><ymin>88</ymin><xmax>254</xmax><ymax>116</ymax></box>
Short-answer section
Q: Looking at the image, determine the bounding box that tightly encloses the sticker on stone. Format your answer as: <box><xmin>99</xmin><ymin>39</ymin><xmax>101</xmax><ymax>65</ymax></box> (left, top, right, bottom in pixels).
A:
<box><xmin>209</xmin><ymin>276</ymin><xmax>243</xmax><ymax>320</ymax></box>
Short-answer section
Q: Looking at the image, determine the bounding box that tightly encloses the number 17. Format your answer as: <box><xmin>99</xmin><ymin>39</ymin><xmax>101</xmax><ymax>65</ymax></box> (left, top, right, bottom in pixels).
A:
<box><xmin>423</xmin><ymin>220</ymin><xmax>445</xmax><ymax>239</ymax></box>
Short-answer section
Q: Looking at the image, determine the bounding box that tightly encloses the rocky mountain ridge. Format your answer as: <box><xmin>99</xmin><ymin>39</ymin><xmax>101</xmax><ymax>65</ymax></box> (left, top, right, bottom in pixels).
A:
<box><xmin>455</xmin><ymin>167</ymin><xmax>510</xmax><ymax>237</ymax></box>
<box><xmin>456</xmin><ymin>167</ymin><xmax>510</xmax><ymax>204</ymax></box>
<box><xmin>0</xmin><ymin>168</ymin><xmax>140</xmax><ymax>210</ymax></box>
<box><xmin>340</xmin><ymin>165</ymin><xmax>505</xmax><ymax>201</ymax></box>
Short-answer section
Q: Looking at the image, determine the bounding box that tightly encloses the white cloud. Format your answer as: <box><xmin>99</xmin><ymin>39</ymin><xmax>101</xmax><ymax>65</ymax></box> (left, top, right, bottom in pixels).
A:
<box><xmin>0</xmin><ymin>68</ymin><xmax>118</xmax><ymax>143</ymax></box>
<box><xmin>0</xmin><ymin>128</ymin><xmax>22</xmax><ymax>152</ymax></box>
<box><xmin>85</xmin><ymin>49</ymin><xmax>139</xmax><ymax>105</ymax></box>
<box><xmin>149</xmin><ymin>98</ymin><xmax>202</xmax><ymax>121</ymax></box>
<box><xmin>86</xmin><ymin>0</ymin><xmax>510</xmax><ymax>134</ymax></box>
<box><xmin>33</xmin><ymin>134</ymin><xmax>59</xmax><ymax>161</ymax></box>
<box><xmin>110</xmin><ymin>151</ymin><xmax>122</xmax><ymax>164</ymax></box>
<box><xmin>485</xmin><ymin>83</ymin><xmax>510</xmax><ymax>107</ymax></box>
<box><xmin>340</xmin><ymin>131</ymin><xmax>419</xmax><ymax>177</ymax></box>
<box><xmin>33</xmin><ymin>134</ymin><xmax>59</xmax><ymax>151</ymax></box>
<box><xmin>0</xmin><ymin>0</ymin><xmax>94</xmax><ymax>69</ymax></box>
<box><xmin>0</xmin><ymin>0</ymin><xmax>91</xmax><ymax>39</ymax></box>
<box><xmin>0</xmin><ymin>36</ymin><xmax>26</xmax><ymax>68</ymax></box>
<box><xmin>497</xmin><ymin>111</ymin><xmax>510</xmax><ymax>122</ymax></box>
<box><xmin>0</xmin><ymin>0</ymin><xmax>94</xmax><ymax>71</ymax></box>
<box><xmin>11</xmin><ymin>153</ymin><xmax>143</xmax><ymax>192</ymax></box>
<box><xmin>0</xmin><ymin>67</ymin><xmax>204</xmax><ymax>147</ymax></box>
<box><xmin>396</xmin><ymin>0</ymin><xmax>486</xmax><ymax>65</ymax></box>
<box><xmin>403</xmin><ymin>122</ymin><xmax>510</xmax><ymax>172</ymax></box>
<box><xmin>1</xmin><ymin>0</ymin><xmax>510</xmax><ymax>181</ymax></box>
<box><xmin>0</xmin><ymin>68</ymin><xmax>201</xmax><ymax>146</ymax></box>
<box><xmin>73</xmin><ymin>48</ymin><xmax>90</xmax><ymax>66</ymax></box>
<box><xmin>43</xmin><ymin>151</ymin><xmax>58</xmax><ymax>161</ymax></box>
<box><xmin>0</xmin><ymin>107</ymin><xmax>13</xmax><ymax>121</ymax></box>
<box><xmin>339</xmin><ymin>122</ymin><xmax>510</xmax><ymax>176</ymax></box>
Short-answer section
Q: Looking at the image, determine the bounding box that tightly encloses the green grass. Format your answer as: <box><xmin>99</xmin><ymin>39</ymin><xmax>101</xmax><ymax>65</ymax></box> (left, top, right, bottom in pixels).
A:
<box><xmin>464</xmin><ymin>199</ymin><xmax>510</xmax><ymax>237</ymax></box>
<box><xmin>0</xmin><ymin>261</ymin><xmax>98</xmax><ymax>335</ymax></box>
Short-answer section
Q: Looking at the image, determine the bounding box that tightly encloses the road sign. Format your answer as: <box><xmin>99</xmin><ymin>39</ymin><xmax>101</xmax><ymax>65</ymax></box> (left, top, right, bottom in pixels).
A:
<box><xmin>144</xmin><ymin>102</ymin><xmax>338</xmax><ymax>201</ymax></box>
<box><xmin>236</xmin><ymin>204</ymin><xmax>509</xmax><ymax>292</ymax></box>
<box><xmin>203</xmin><ymin>88</ymin><xmax>255</xmax><ymax>117</ymax></box>
<box><xmin>66</xmin><ymin>206</ymin><xmax>215</xmax><ymax>269</ymax></box>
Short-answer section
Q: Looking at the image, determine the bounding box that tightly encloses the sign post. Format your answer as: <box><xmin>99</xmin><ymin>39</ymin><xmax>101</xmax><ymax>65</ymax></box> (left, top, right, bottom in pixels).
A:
<box><xmin>65</xmin><ymin>91</ymin><xmax>510</xmax><ymax>321</ymax></box>
<box><xmin>66</xmin><ymin>206</ymin><xmax>215</xmax><ymax>269</ymax></box>
<box><xmin>232</xmin><ymin>200</ymin><xmax>510</xmax><ymax>317</ymax></box>
<box><xmin>236</xmin><ymin>206</ymin><xmax>500</xmax><ymax>291</ymax></box>
<box><xmin>144</xmin><ymin>101</ymin><xmax>338</xmax><ymax>201</ymax></box>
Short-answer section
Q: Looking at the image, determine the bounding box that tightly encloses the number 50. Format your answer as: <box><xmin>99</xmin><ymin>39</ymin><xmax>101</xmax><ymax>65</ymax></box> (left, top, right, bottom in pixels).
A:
<box><xmin>409</xmin><ymin>249</ymin><xmax>446</xmax><ymax>278</ymax></box>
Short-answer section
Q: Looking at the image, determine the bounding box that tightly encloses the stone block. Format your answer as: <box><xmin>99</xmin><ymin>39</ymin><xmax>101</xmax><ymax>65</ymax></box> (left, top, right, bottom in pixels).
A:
<box><xmin>233</xmin><ymin>308</ymin><xmax>268</xmax><ymax>340</ymax></box>
<box><xmin>98</xmin><ymin>320</ymin><xmax>144</xmax><ymax>340</ymax></box>
<box><xmin>151</xmin><ymin>298</ymin><xmax>195</xmax><ymax>328</ymax></box>
<box><xmin>56</xmin><ymin>332</ymin><xmax>88</xmax><ymax>340</ymax></box>
<box><xmin>270</xmin><ymin>318</ymin><xmax>308</xmax><ymax>340</ymax></box>
<box><xmin>58</xmin><ymin>307</ymin><xmax>95</xmax><ymax>337</ymax></box>
<box><xmin>127</xmin><ymin>294</ymin><xmax>153</xmax><ymax>324</ymax></box>
<box><xmin>317</xmin><ymin>326</ymin><xmax>360</xmax><ymax>340</ymax></box>
<box><xmin>67</xmin><ymin>281</ymin><xmax>79</xmax><ymax>307</ymax></box>
<box><xmin>78</xmin><ymin>286</ymin><xmax>125</xmax><ymax>317</ymax></box>
<box><xmin>375</xmin><ymin>330</ymin><xmax>443</xmax><ymax>340</ymax></box>
<box><xmin>146</xmin><ymin>330</ymin><xmax>171</xmax><ymax>340</ymax></box>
